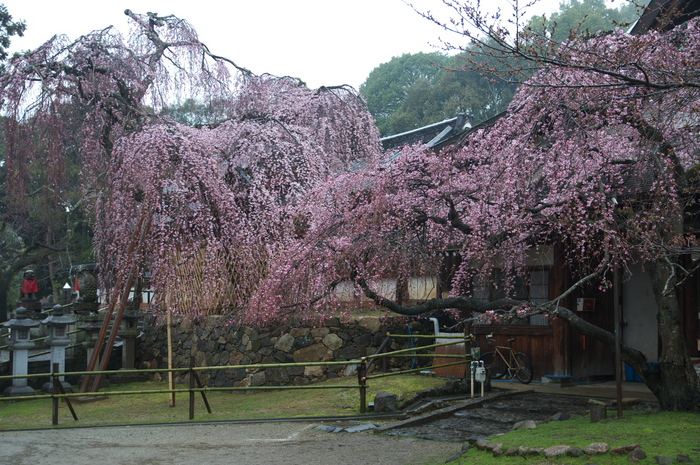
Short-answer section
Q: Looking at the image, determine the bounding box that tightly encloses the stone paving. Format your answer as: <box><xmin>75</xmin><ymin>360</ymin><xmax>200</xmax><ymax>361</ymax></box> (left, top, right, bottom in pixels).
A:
<box><xmin>383</xmin><ymin>392</ymin><xmax>591</xmax><ymax>442</ymax></box>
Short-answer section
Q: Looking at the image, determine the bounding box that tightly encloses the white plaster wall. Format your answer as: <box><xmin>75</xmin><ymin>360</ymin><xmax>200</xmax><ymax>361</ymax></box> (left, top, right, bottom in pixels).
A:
<box><xmin>621</xmin><ymin>263</ymin><xmax>659</xmax><ymax>363</ymax></box>
<box><xmin>409</xmin><ymin>276</ymin><xmax>437</xmax><ymax>300</ymax></box>
<box><xmin>331</xmin><ymin>279</ymin><xmax>397</xmax><ymax>302</ymax></box>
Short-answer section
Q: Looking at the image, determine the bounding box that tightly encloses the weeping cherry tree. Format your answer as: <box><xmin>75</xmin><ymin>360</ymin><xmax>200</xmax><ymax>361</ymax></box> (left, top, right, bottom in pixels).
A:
<box><xmin>0</xmin><ymin>10</ymin><xmax>379</xmax><ymax>322</ymax></box>
<box><xmin>254</xmin><ymin>7</ymin><xmax>700</xmax><ymax>410</ymax></box>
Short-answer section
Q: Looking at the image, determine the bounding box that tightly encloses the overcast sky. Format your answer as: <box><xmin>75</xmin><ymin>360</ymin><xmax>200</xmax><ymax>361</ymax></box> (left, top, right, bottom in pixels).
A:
<box><xmin>3</xmin><ymin>0</ymin><xmax>561</xmax><ymax>90</ymax></box>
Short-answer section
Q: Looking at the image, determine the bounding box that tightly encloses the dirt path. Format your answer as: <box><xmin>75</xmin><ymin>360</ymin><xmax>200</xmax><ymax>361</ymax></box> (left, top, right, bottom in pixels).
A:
<box><xmin>0</xmin><ymin>422</ymin><xmax>461</xmax><ymax>465</ymax></box>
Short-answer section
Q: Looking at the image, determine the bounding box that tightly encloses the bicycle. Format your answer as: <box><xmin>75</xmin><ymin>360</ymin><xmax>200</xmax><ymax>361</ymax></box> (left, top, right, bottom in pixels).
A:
<box><xmin>479</xmin><ymin>335</ymin><xmax>534</xmax><ymax>384</ymax></box>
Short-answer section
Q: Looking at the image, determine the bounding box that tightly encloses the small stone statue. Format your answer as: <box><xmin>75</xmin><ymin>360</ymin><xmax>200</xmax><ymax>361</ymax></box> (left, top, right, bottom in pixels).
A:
<box><xmin>20</xmin><ymin>270</ymin><xmax>39</xmax><ymax>299</ymax></box>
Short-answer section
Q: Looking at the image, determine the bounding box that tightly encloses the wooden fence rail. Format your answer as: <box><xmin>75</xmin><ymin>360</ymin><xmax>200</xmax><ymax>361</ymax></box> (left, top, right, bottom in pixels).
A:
<box><xmin>1</xmin><ymin>334</ymin><xmax>479</xmax><ymax>426</ymax></box>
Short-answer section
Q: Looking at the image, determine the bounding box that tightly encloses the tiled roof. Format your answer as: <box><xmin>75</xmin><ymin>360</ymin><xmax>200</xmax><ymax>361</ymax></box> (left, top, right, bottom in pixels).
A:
<box><xmin>629</xmin><ymin>0</ymin><xmax>700</xmax><ymax>34</ymax></box>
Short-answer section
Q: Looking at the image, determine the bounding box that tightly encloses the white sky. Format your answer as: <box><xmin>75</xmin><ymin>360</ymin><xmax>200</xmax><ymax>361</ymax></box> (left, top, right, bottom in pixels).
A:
<box><xmin>3</xmin><ymin>0</ymin><xmax>562</xmax><ymax>90</ymax></box>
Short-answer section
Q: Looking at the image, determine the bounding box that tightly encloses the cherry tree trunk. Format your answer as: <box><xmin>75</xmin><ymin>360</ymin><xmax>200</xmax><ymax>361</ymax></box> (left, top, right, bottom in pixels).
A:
<box><xmin>645</xmin><ymin>256</ymin><xmax>700</xmax><ymax>411</ymax></box>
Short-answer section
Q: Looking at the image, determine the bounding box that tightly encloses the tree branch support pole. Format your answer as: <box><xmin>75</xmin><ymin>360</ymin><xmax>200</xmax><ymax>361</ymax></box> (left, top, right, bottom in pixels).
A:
<box><xmin>52</xmin><ymin>362</ymin><xmax>78</xmax><ymax>425</ymax></box>
<box><xmin>89</xmin><ymin>267</ymin><xmax>139</xmax><ymax>392</ymax></box>
<box><xmin>193</xmin><ymin>367</ymin><xmax>212</xmax><ymax>414</ymax></box>
<box><xmin>358</xmin><ymin>345</ymin><xmax>367</xmax><ymax>414</ymax></box>
<box><xmin>81</xmin><ymin>205</ymin><xmax>153</xmax><ymax>393</ymax></box>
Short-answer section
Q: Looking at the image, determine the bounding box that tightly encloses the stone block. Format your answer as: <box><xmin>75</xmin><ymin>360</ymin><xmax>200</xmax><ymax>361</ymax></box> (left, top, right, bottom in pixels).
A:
<box><xmin>544</xmin><ymin>446</ymin><xmax>571</xmax><ymax>458</ymax></box>
<box><xmin>611</xmin><ymin>444</ymin><xmax>639</xmax><ymax>455</ymax></box>
<box><xmin>265</xmin><ymin>367</ymin><xmax>290</xmax><ymax>384</ymax></box>
<box><xmin>304</xmin><ymin>365</ymin><xmax>324</xmax><ymax>378</ymax></box>
<box><xmin>354</xmin><ymin>333</ymin><xmax>372</xmax><ymax>348</ymax></box>
<box><xmin>357</xmin><ymin>316</ymin><xmax>381</xmax><ymax>333</ymax></box>
<box><xmin>274</xmin><ymin>333</ymin><xmax>294</xmax><ymax>353</ymax></box>
<box><xmin>293</xmin><ymin>335</ymin><xmax>315</xmax><ymax>350</ymax></box>
<box><xmin>513</xmin><ymin>420</ymin><xmax>537</xmax><ymax>430</ymax></box>
<box><xmin>228</xmin><ymin>352</ymin><xmax>243</xmax><ymax>366</ymax></box>
<box><xmin>589</xmin><ymin>400</ymin><xmax>608</xmax><ymax>422</ymax></box>
<box><xmin>628</xmin><ymin>447</ymin><xmax>647</xmax><ymax>462</ymax></box>
<box><xmin>293</xmin><ymin>344</ymin><xmax>331</xmax><ymax>363</ymax></box>
<box><xmin>337</xmin><ymin>346</ymin><xmax>359</xmax><ymax>360</ymax></box>
<box><xmin>485</xmin><ymin>442</ymin><xmax>503</xmax><ymax>452</ymax></box>
<box><xmin>322</xmin><ymin>333</ymin><xmax>343</xmax><ymax>351</ymax></box>
<box><xmin>583</xmin><ymin>442</ymin><xmax>610</xmax><ymax>455</ymax></box>
<box><xmin>311</xmin><ymin>327</ymin><xmax>330</xmax><ymax>339</ymax></box>
<box><xmin>250</xmin><ymin>371</ymin><xmax>266</xmax><ymax>387</ymax></box>
<box><xmin>374</xmin><ymin>391</ymin><xmax>398</xmax><ymax>413</ymax></box>
<box><xmin>492</xmin><ymin>444</ymin><xmax>504</xmax><ymax>456</ymax></box>
<box><xmin>655</xmin><ymin>456</ymin><xmax>675</xmax><ymax>465</ymax></box>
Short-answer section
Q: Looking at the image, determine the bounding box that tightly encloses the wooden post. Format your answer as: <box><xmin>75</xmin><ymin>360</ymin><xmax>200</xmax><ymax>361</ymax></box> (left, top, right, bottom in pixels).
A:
<box><xmin>167</xmin><ymin>311</ymin><xmax>175</xmax><ymax>407</ymax></box>
<box><xmin>614</xmin><ymin>266</ymin><xmax>623</xmax><ymax>419</ymax></box>
<box><xmin>358</xmin><ymin>345</ymin><xmax>367</xmax><ymax>414</ymax></box>
<box><xmin>189</xmin><ymin>355</ymin><xmax>195</xmax><ymax>420</ymax></box>
<box><xmin>52</xmin><ymin>363</ymin><xmax>59</xmax><ymax>426</ymax></box>
<box><xmin>465</xmin><ymin>333</ymin><xmax>471</xmax><ymax>377</ymax></box>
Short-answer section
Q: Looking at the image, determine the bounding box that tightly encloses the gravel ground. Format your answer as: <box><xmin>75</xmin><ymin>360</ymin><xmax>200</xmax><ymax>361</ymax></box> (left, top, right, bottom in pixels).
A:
<box><xmin>2</xmin><ymin>382</ymin><xmax>653</xmax><ymax>464</ymax></box>
<box><xmin>0</xmin><ymin>422</ymin><xmax>462</xmax><ymax>465</ymax></box>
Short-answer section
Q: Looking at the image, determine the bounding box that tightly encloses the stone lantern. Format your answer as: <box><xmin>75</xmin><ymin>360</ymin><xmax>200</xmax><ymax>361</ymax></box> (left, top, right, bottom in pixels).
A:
<box><xmin>119</xmin><ymin>311</ymin><xmax>141</xmax><ymax>370</ymax></box>
<box><xmin>3</xmin><ymin>307</ymin><xmax>40</xmax><ymax>397</ymax></box>
<box><xmin>78</xmin><ymin>313</ymin><xmax>109</xmax><ymax>389</ymax></box>
<box><xmin>42</xmin><ymin>305</ymin><xmax>76</xmax><ymax>392</ymax></box>
<box><xmin>78</xmin><ymin>314</ymin><xmax>103</xmax><ymax>369</ymax></box>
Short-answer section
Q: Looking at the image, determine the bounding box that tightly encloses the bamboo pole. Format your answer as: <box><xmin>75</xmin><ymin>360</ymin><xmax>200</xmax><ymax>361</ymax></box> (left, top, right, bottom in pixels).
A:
<box><xmin>388</xmin><ymin>333</ymin><xmax>473</xmax><ymax>339</ymax></box>
<box><xmin>387</xmin><ymin>353</ymin><xmax>468</xmax><ymax>358</ymax></box>
<box><xmin>3</xmin><ymin>383</ymin><xmax>365</xmax><ymax>405</ymax></box>
<box><xmin>365</xmin><ymin>340</ymin><xmax>466</xmax><ymax>358</ymax></box>
<box><xmin>366</xmin><ymin>360</ymin><xmax>467</xmax><ymax>379</ymax></box>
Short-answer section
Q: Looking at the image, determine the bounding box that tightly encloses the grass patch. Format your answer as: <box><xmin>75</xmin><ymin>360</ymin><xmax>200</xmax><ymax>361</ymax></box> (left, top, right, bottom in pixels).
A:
<box><xmin>451</xmin><ymin>409</ymin><xmax>700</xmax><ymax>464</ymax></box>
<box><xmin>0</xmin><ymin>374</ymin><xmax>447</xmax><ymax>430</ymax></box>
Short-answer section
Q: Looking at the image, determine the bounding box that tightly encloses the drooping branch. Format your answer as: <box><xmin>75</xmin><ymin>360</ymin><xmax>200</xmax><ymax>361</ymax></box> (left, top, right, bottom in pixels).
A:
<box><xmin>355</xmin><ymin>274</ymin><xmax>519</xmax><ymax>316</ymax></box>
<box><xmin>404</xmin><ymin>1</ymin><xmax>700</xmax><ymax>91</ymax></box>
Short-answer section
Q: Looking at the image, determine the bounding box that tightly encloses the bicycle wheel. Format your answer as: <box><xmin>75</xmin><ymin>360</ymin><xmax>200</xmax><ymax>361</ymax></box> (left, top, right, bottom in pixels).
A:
<box><xmin>514</xmin><ymin>353</ymin><xmax>533</xmax><ymax>384</ymax></box>
<box><xmin>481</xmin><ymin>352</ymin><xmax>506</xmax><ymax>379</ymax></box>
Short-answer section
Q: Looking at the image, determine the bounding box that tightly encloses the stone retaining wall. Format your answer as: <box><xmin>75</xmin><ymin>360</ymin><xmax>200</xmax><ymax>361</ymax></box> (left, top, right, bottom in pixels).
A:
<box><xmin>136</xmin><ymin>315</ymin><xmax>436</xmax><ymax>387</ymax></box>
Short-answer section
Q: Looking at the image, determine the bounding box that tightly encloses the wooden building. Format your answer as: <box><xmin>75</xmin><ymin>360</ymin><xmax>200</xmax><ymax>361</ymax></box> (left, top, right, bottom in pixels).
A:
<box><xmin>373</xmin><ymin>0</ymin><xmax>700</xmax><ymax>381</ymax></box>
